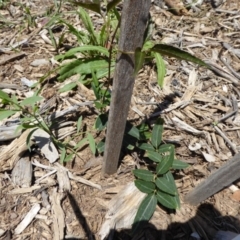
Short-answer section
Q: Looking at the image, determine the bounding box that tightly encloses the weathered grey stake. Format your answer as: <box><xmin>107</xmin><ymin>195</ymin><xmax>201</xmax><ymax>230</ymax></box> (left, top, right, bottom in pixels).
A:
<box><xmin>184</xmin><ymin>152</ymin><xmax>240</xmax><ymax>205</ymax></box>
<box><xmin>102</xmin><ymin>0</ymin><xmax>151</xmax><ymax>175</ymax></box>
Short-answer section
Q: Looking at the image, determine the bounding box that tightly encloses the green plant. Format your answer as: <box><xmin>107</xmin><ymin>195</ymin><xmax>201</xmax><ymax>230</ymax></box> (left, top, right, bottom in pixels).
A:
<box><xmin>0</xmin><ymin>89</ymin><xmax>96</xmax><ymax>163</ymax></box>
<box><xmin>132</xmin><ymin>118</ymin><xmax>189</xmax><ymax>232</ymax></box>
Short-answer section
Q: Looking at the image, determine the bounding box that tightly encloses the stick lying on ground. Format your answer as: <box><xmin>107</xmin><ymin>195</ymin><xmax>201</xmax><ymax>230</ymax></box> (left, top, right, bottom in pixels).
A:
<box><xmin>184</xmin><ymin>152</ymin><xmax>240</xmax><ymax>205</ymax></box>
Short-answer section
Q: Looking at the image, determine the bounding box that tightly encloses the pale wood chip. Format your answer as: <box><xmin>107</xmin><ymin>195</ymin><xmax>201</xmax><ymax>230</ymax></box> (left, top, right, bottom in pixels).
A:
<box><xmin>11</xmin><ymin>156</ymin><xmax>32</xmax><ymax>187</ymax></box>
<box><xmin>0</xmin><ymin>129</ymin><xmax>34</xmax><ymax>171</ymax></box>
<box><xmin>14</xmin><ymin>203</ymin><xmax>41</xmax><ymax>235</ymax></box>
<box><xmin>50</xmin><ymin>188</ymin><xmax>65</xmax><ymax>240</ymax></box>
<box><xmin>0</xmin><ymin>52</ymin><xmax>26</xmax><ymax>65</ymax></box>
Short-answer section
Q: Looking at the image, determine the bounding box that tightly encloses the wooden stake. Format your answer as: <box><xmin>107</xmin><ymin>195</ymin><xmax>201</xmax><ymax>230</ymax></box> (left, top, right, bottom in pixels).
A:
<box><xmin>102</xmin><ymin>0</ymin><xmax>151</xmax><ymax>175</ymax></box>
<box><xmin>184</xmin><ymin>152</ymin><xmax>240</xmax><ymax>205</ymax></box>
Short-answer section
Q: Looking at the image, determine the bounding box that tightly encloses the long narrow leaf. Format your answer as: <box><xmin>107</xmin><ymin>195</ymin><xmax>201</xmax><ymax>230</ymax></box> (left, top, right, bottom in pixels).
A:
<box><xmin>0</xmin><ymin>89</ymin><xmax>11</xmax><ymax>101</ymax></box>
<box><xmin>70</xmin><ymin>0</ymin><xmax>101</xmax><ymax>14</ymax></box>
<box><xmin>55</xmin><ymin>45</ymin><xmax>109</xmax><ymax>61</ymax></box>
<box><xmin>134</xmin><ymin>47</ymin><xmax>146</xmax><ymax>76</ymax></box>
<box><xmin>78</xmin><ymin>7</ymin><xmax>99</xmax><ymax>45</ymax></box>
<box><xmin>151</xmin><ymin>44</ymin><xmax>209</xmax><ymax>67</ymax></box>
<box><xmin>156</xmin><ymin>149</ymin><xmax>174</xmax><ymax>175</ymax></box>
<box><xmin>107</xmin><ymin>0</ymin><xmax>121</xmax><ymax>12</ymax></box>
<box><xmin>154</xmin><ymin>52</ymin><xmax>166</xmax><ymax>87</ymax></box>
<box><xmin>0</xmin><ymin>110</ymin><xmax>17</xmax><ymax>121</ymax></box>
<box><xmin>87</xmin><ymin>133</ymin><xmax>96</xmax><ymax>154</ymax></box>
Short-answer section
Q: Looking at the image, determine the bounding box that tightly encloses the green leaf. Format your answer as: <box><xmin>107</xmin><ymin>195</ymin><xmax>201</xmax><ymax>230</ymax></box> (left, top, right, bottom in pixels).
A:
<box><xmin>134</xmin><ymin>47</ymin><xmax>146</xmax><ymax>76</ymax></box>
<box><xmin>20</xmin><ymin>95</ymin><xmax>43</xmax><ymax>106</ymax></box>
<box><xmin>95</xmin><ymin>114</ymin><xmax>108</xmax><ymax>131</ymax></box>
<box><xmin>134</xmin><ymin>180</ymin><xmax>155</xmax><ymax>194</ymax></box>
<box><xmin>26</xmin><ymin>128</ymin><xmax>38</xmax><ymax>152</ymax></box>
<box><xmin>96</xmin><ymin>140</ymin><xmax>105</xmax><ymax>153</ymax></box>
<box><xmin>133</xmin><ymin>169</ymin><xmax>154</xmax><ymax>182</ymax></box>
<box><xmin>107</xmin><ymin>0</ymin><xmax>121</xmax><ymax>12</ymax></box>
<box><xmin>70</xmin><ymin>0</ymin><xmax>101</xmax><ymax>14</ymax></box>
<box><xmin>64</xmin><ymin>153</ymin><xmax>74</xmax><ymax>162</ymax></box>
<box><xmin>55</xmin><ymin>45</ymin><xmax>109</xmax><ymax>61</ymax></box>
<box><xmin>58</xmin><ymin>20</ymin><xmax>89</xmax><ymax>45</ymax></box>
<box><xmin>142</xmin><ymin>40</ymin><xmax>155</xmax><ymax>52</ymax></box>
<box><xmin>154</xmin><ymin>52</ymin><xmax>166</xmax><ymax>88</ymax></box>
<box><xmin>151</xmin><ymin>44</ymin><xmax>208</xmax><ymax>68</ymax></box>
<box><xmin>132</xmin><ymin>193</ymin><xmax>157</xmax><ymax>233</ymax></box>
<box><xmin>155</xmin><ymin>171</ymin><xmax>177</xmax><ymax>195</ymax></box>
<box><xmin>151</xmin><ymin>118</ymin><xmax>164</xmax><ymax>148</ymax></box>
<box><xmin>77</xmin><ymin>116</ymin><xmax>82</xmax><ymax>133</ymax></box>
<box><xmin>172</xmin><ymin>159</ymin><xmax>189</xmax><ymax>170</ymax></box>
<box><xmin>138</xmin><ymin>143</ymin><xmax>155</xmax><ymax>152</ymax></box>
<box><xmin>0</xmin><ymin>89</ymin><xmax>11</xmax><ymax>101</ymax></box>
<box><xmin>125</xmin><ymin>123</ymin><xmax>140</xmax><ymax>139</ymax></box>
<box><xmin>58</xmin><ymin>58</ymin><xmax>109</xmax><ymax>81</ymax></box>
<box><xmin>147</xmin><ymin>151</ymin><xmax>163</xmax><ymax>163</ymax></box>
<box><xmin>156</xmin><ymin>150</ymin><xmax>174</xmax><ymax>175</ymax></box>
<box><xmin>156</xmin><ymin>190</ymin><xmax>178</xmax><ymax>209</ymax></box>
<box><xmin>78</xmin><ymin>7</ymin><xmax>99</xmax><ymax>45</ymax></box>
<box><xmin>60</xmin><ymin>147</ymin><xmax>66</xmax><ymax>162</ymax></box>
<box><xmin>74</xmin><ymin>138</ymin><xmax>88</xmax><ymax>150</ymax></box>
<box><xmin>58</xmin><ymin>82</ymin><xmax>77</xmax><ymax>93</ymax></box>
<box><xmin>87</xmin><ymin>133</ymin><xmax>96</xmax><ymax>155</ymax></box>
<box><xmin>158</xmin><ymin>144</ymin><xmax>174</xmax><ymax>154</ymax></box>
<box><xmin>0</xmin><ymin>110</ymin><xmax>17</xmax><ymax>121</ymax></box>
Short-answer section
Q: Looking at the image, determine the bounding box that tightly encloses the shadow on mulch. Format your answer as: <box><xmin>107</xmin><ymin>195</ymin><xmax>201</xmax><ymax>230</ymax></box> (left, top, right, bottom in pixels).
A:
<box><xmin>66</xmin><ymin>191</ymin><xmax>240</xmax><ymax>240</ymax></box>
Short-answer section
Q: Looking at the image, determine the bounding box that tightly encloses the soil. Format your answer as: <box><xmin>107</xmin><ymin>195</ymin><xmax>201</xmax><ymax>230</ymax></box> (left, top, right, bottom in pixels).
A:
<box><xmin>1</xmin><ymin>0</ymin><xmax>240</xmax><ymax>239</ymax></box>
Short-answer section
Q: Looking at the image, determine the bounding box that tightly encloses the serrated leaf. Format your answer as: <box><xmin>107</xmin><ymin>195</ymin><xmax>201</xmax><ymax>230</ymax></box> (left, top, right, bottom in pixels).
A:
<box><xmin>155</xmin><ymin>171</ymin><xmax>177</xmax><ymax>195</ymax></box>
<box><xmin>58</xmin><ymin>58</ymin><xmax>109</xmax><ymax>81</ymax></box>
<box><xmin>132</xmin><ymin>193</ymin><xmax>157</xmax><ymax>233</ymax></box>
<box><xmin>147</xmin><ymin>151</ymin><xmax>162</xmax><ymax>163</ymax></box>
<box><xmin>156</xmin><ymin>190</ymin><xmax>178</xmax><ymax>209</ymax></box>
<box><xmin>151</xmin><ymin>44</ymin><xmax>208</xmax><ymax>68</ymax></box>
<box><xmin>58</xmin><ymin>82</ymin><xmax>77</xmax><ymax>93</ymax></box>
<box><xmin>55</xmin><ymin>45</ymin><xmax>109</xmax><ymax>61</ymax></box>
<box><xmin>154</xmin><ymin>52</ymin><xmax>166</xmax><ymax>88</ymax></box>
<box><xmin>87</xmin><ymin>133</ymin><xmax>96</xmax><ymax>155</ymax></box>
<box><xmin>138</xmin><ymin>143</ymin><xmax>155</xmax><ymax>152</ymax></box>
<box><xmin>156</xmin><ymin>150</ymin><xmax>174</xmax><ymax>175</ymax></box>
<box><xmin>20</xmin><ymin>95</ymin><xmax>43</xmax><ymax>106</ymax></box>
<box><xmin>70</xmin><ymin>0</ymin><xmax>101</xmax><ymax>14</ymax></box>
<box><xmin>0</xmin><ymin>110</ymin><xmax>17</xmax><ymax>121</ymax></box>
<box><xmin>135</xmin><ymin>180</ymin><xmax>155</xmax><ymax>194</ymax></box>
<box><xmin>133</xmin><ymin>169</ymin><xmax>154</xmax><ymax>182</ymax></box>
<box><xmin>107</xmin><ymin>0</ymin><xmax>121</xmax><ymax>12</ymax></box>
<box><xmin>134</xmin><ymin>47</ymin><xmax>146</xmax><ymax>76</ymax></box>
<box><xmin>95</xmin><ymin>113</ymin><xmax>108</xmax><ymax>131</ymax></box>
<box><xmin>77</xmin><ymin>116</ymin><xmax>82</xmax><ymax>133</ymax></box>
<box><xmin>158</xmin><ymin>144</ymin><xmax>174</xmax><ymax>154</ymax></box>
<box><xmin>172</xmin><ymin>159</ymin><xmax>190</xmax><ymax>169</ymax></box>
<box><xmin>142</xmin><ymin>40</ymin><xmax>155</xmax><ymax>52</ymax></box>
<box><xmin>78</xmin><ymin>7</ymin><xmax>99</xmax><ymax>44</ymax></box>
